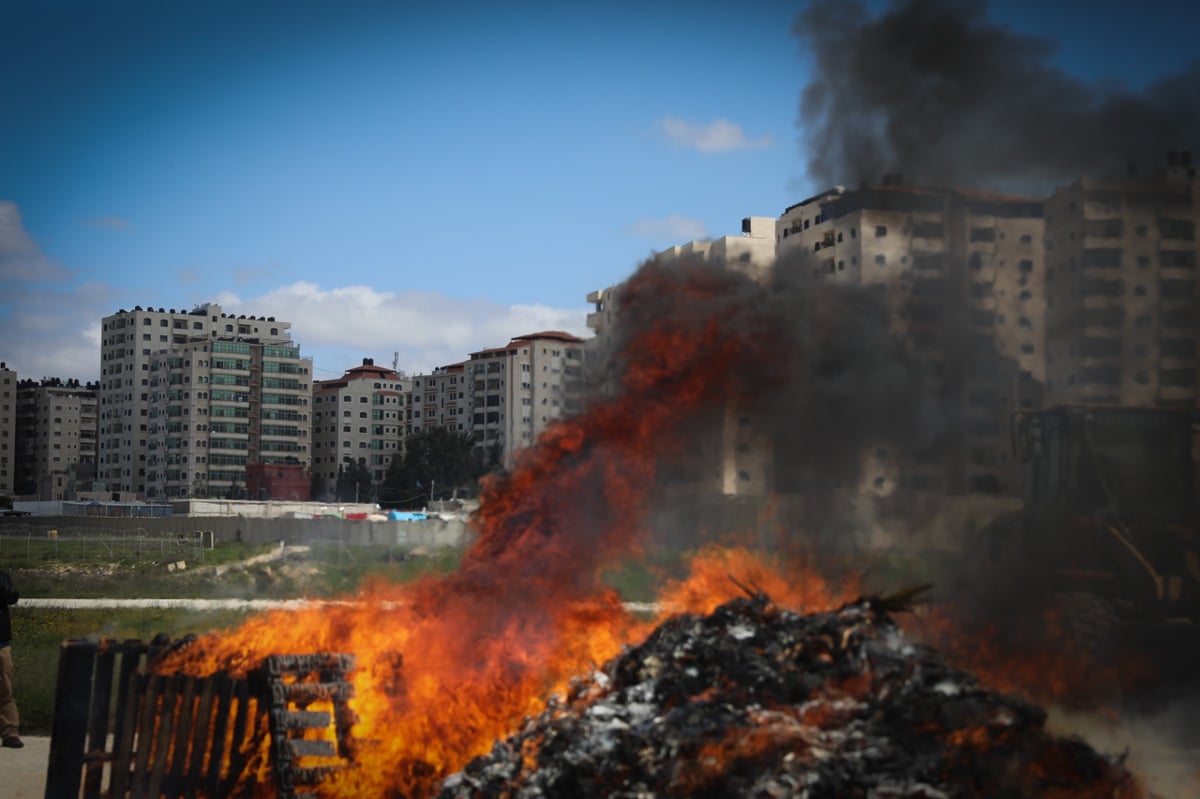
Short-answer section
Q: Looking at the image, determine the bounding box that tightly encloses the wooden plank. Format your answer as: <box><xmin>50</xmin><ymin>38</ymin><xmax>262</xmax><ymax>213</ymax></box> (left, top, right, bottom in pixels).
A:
<box><xmin>204</xmin><ymin>675</ymin><xmax>236</xmax><ymax>798</ymax></box>
<box><xmin>164</xmin><ymin>675</ymin><xmax>198</xmax><ymax>798</ymax></box>
<box><xmin>221</xmin><ymin>680</ymin><xmax>255</xmax><ymax>797</ymax></box>
<box><xmin>81</xmin><ymin>644</ymin><xmax>118</xmax><ymax>798</ymax></box>
<box><xmin>129</xmin><ymin>674</ymin><xmax>163</xmax><ymax>799</ymax></box>
<box><xmin>269</xmin><ymin>709</ymin><xmax>332</xmax><ymax>731</ymax></box>
<box><xmin>109</xmin><ymin>641</ymin><xmax>149</xmax><ymax>794</ymax></box>
<box><xmin>280</xmin><ymin>738</ymin><xmax>336</xmax><ymax>759</ymax></box>
<box><xmin>45</xmin><ymin>640</ymin><xmax>97</xmax><ymax>799</ymax></box>
<box><xmin>187</xmin><ymin>679</ymin><xmax>216</xmax><ymax>785</ymax></box>
<box><xmin>108</xmin><ymin>664</ymin><xmax>146</xmax><ymax>799</ymax></box>
<box><xmin>144</xmin><ymin>674</ymin><xmax>180</xmax><ymax>799</ymax></box>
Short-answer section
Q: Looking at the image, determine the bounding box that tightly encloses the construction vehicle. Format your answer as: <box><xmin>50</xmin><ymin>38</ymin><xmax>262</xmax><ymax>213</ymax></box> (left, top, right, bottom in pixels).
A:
<box><xmin>969</xmin><ymin>405</ymin><xmax>1200</xmax><ymax>713</ymax></box>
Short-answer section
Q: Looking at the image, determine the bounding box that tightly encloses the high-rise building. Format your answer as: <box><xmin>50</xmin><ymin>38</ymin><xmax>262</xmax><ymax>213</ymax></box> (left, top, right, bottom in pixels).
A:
<box><xmin>14</xmin><ymin>378</ymin><xmax>97</xmax><ymax>500</ymax></box>
<box><xmin>0</xmin><ymin>362</ymin><xmax>16</xmax><ymax>497</ymax></box>
<box><xmin>1043</xmin><ymin>154</ymin><xmax>1200</xmax><ymax>408</ymax></box>
<box><xmin>311</xmin><ymin>358</ymin><xmax>410</xmax><ymax>495</ymax></box>
<box><xmin>465</xmin><ymin>331</ymin><xmax>585</xmax><ymax>467</ymax></box>
<box><xmin>409</xmin><ymin>362</ymin><xmax>468</xmax><ymax>436</ymax></box>
<box><xmin>776</xmin><ymin>179</ymin><xmax>1045</xmax><ymax>496</ymax></box>
<box><xmin>100</xmin><ymin>303</ymin><xmax>312</xmax><ymax>499</ymax></box>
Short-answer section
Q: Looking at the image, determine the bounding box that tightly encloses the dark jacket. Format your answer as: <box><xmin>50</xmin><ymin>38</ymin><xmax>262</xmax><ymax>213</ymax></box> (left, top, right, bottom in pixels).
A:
<box><xmin>0</xmin><ymin>570</ymin><xmax>17</xmax><ymax>645</ymax></box>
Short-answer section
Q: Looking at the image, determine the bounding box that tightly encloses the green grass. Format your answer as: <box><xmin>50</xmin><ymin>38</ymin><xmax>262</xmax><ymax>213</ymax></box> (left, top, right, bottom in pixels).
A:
<box><xmin>10</xmin><ymin>606</ymin><xmax>252</xmax><ymax>735</ymax></box>
<box><xmin>4</xmin><ymin>541</ymin><xmax>468</xmax><ymax>735</ymax></box>
<box><xmin>600</xmin><ymin>547</ymin><xmax>692</xmax><ymax>602</ymax></box>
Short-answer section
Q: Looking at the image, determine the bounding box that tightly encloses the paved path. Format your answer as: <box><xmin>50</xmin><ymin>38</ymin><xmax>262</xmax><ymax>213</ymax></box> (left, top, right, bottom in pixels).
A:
<box><xmin>4</xmin><ymin>735</ymin><xmax>50</xmax><ymax>799</ymax></box>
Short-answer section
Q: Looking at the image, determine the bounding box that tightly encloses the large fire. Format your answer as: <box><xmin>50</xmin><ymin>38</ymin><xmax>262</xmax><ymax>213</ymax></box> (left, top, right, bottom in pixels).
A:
<box><xmin>156</xmin><ymin>260</ymin><xmax>857</xmax><ymax>797</ymax></box>
<box><xmin>154</xmin><ymin>258</ymin><xmax>1154</xmax><ymax>797</ymax></box>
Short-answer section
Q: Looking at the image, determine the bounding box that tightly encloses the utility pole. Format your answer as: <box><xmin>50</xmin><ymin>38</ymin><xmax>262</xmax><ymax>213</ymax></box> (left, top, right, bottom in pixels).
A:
<box><xmin>429</xmin><ymin>479</ymin><xmax>435</xmax><ymax>505</ymax></box>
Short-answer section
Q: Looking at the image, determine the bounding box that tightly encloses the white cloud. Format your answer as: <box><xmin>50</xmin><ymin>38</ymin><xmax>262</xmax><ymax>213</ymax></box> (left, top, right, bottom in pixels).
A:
<box><xmin>0</xmin><ymin>200</ymin><xmax>70</xmax><ymax>282</ymax></box>
<box><xmin>0</xmin><ymin>281</ymin><xmax>112</xmax><ymax>382</ymax></box>
<box><xmin>216</xmin><ymin>282</ymin><xmax>590</xmax><ymax>375</ymax></box>
<box><xmin>626</xmin><ymin>215</ymin><xmax>709</xmax><ymax>241</ymax></box>
<box><xmin>659</xmin><ymin>115</ymin><xmax>772</xmax><ymax>153</ymax></box>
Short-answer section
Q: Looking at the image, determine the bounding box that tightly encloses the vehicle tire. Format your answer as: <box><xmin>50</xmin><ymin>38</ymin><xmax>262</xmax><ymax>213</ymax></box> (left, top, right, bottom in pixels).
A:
<box><xmin>1049</xmin><ymin>591</ymin><xmax>1120</xmax><ymax>709</ymax></box>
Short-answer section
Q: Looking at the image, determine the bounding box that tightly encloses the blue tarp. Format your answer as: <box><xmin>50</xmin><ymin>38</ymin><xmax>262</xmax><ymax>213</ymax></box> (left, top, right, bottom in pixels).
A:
<box><xmin>388</xmin><ymin>510</ymin><xmax>427</xmax><ymax>521</ymax></box>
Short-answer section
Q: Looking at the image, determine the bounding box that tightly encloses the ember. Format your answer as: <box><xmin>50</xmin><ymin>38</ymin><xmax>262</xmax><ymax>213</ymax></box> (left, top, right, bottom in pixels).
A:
<box><xmin>440</xmin><ymin>592</ymin><xmax>1142</xmax><ymax>799</ymax></box>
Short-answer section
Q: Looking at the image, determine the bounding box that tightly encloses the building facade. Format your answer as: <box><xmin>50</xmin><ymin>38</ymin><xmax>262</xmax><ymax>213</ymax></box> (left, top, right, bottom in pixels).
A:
<box><xmin>13</xmin><ymin>378</ymin><xmax>97</xmax><ymax>500</ymax></box>
<box><xmin>409</xmin><ymin>362</ymin><xmax>468</xmax><ymax>436</ymax></box>
<box><xmin>311</xmin><ymin>358</ymin><xmax>410</xmax><ymax>497</ymax></box>
<box><xmin>0</xmin><ymin>362</ymin><xmax>16</xmax><ymax>497</ymax></box>
<box><xmin>776</xmin><ymin>179</ymin><xmax>1046</xmax><ymax>496</ymax></box>
<box><xmin>1043</xmin><ymin>158</ymin><xmax>1200</xmax><ymax>408</ymax></box>
<box><xmin>100</xmin><ymin>304</ymin><xmax>313</xmax><ymax>499</ymax></box>
<box><xmin>466</xmin><ymin>331</ymin><xmax>585</xmax><ymax>467</ymax></box>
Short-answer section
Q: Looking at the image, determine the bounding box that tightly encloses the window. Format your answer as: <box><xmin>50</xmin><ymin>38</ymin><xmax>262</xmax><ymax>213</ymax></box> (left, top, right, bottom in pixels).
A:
<box><xmin>875</xmin><ymin>225</ymin><xmax>887</xmax><ymax>237</ymax></box>
<box><xmin>1159</xmin><ymin>218</ymin><xmax>1196</xmax><ymax>241</ymax></box>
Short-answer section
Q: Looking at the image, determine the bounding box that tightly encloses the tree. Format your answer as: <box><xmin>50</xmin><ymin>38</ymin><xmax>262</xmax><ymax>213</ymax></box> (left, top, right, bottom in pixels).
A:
<box><xmin>335</xmin><ymin>460</ymin><xmax>374</xmax><ymax>503</ymax></box>
<box><xmin>379</xmin><ymin>428</ymin><xmax>485</xmax><ymax>508</ymax></box>
<box><xmin>309</xmin><ymin>470</ymin><xmax>327</xmax><ymax>502</ymax></box>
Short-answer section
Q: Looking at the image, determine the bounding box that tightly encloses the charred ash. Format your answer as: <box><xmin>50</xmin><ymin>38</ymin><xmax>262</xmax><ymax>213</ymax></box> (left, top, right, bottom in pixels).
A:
<box><xmin>440</xmin><ymin>592</ymin><xmax>1141</xmax><ymax>799</ymax></box>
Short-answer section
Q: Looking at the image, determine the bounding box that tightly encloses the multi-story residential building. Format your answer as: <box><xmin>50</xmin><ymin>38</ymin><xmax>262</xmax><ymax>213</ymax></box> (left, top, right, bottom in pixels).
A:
<box><xmin>143</xmin><ymin>334</ymin><xmax>313</xmax><ymax>500</ymax></box>
<box><xmin>0</xmin><ymin>362</ymin><xmax>15</xmax><ymax>497</ymax></box>
<box><xmin>655</xmin><ymin>216</ymin><xmax>777</xmax><ymax>281</ymax></box>
<box><xmin>311</xmin><ymin>358</ymin><xmax>410</xmax><ymax>495</ymax></box>
<box><xmin>1043</xmin><ymin>154</ymin><xmax>1200</xmax><ymax>408</ymax></box>
<box><xmin>583</xmin><ymin>216</ymin><xmax>778</xmax><ymax>497</ymax></box>
<box><xmin>409</xmin><ymin>362</ymin><xmax>468</xmax><ymax>436</ymax></box>
<box><xmin>13</xmin><ymin>378</ymin><xmax>97</xmax><ymax>500</ymax></box>
<box><xmin>776</xmin><ymin>178</ymin><xmax>1045</xmax><ymax>496</ymax></box>
<box><xmin>466</xmin><ymin>331</ymin><xmax>585</xmax><ymax>467</ymax></box>
<box><xmin>100</xmin><ymin>303</ymin><xmax>313</xmax><ymax>499</ymax></box>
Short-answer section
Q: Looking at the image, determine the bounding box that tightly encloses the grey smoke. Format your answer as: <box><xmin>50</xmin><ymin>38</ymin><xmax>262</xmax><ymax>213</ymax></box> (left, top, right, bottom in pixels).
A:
<box><xmin>602</xmin><ymin>252</ymin><xmax>924</xmax><ymax>546</ymax></box>
<box><xmin>794</xmin><ymin>0</ymin><xmax>1200</xmax><ymax>195</ymax></box>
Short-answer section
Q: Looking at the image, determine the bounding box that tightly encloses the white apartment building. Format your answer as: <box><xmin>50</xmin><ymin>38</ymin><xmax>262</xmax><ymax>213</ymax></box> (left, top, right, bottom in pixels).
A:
<box><xmin>655</xmin><ymin>216</ymin><xmax>777</xmax><ymax>282</ymax></box>
<box><xmin>312</xmin><ymin>358</ymin><xmax>410</xmax><ymax>494</ymax></box>
<box><xmin>409</xmin><ymin>362</ymin><xmax>468</xmax><ymax>436</ymax></box>
<box><xmin>1043</xmin><ymin>156</ymin><xmax>1200</xmax><ymax>408</ymax></box>
<box><xmin>466</xmin><ymin>331</ymin><xmax>585</xmax><ymax>467</ymax></box>
<box><xmin>582</xmin><ymin>216</ymin><xmax>778</xmax><ymax>498</ymax></box>
<box><xmin>100</xmin><ymin>303</ymin><xmax>312</xmax><ymax>499</ymax></box>
<box><xmin>14</xmin><ymin>378</ymin><xmax>97</xmax><ymax>500</ymax></box>
<box><xmin>0</xmin><ymin>362</ymin><xmax>15</xmax><ymax>497</ymax></box>
<box><xmin>777</xmin><ymin>179</ymin><xmax>1045</xmax><ymax>496</ymax></box>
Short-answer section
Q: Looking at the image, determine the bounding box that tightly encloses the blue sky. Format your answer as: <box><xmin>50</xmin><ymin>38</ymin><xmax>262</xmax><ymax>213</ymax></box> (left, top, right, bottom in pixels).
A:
<box><xmin>2</xmin><ymin>0</ymin><xmax>1197</xmax><ymax>382</ymax></box>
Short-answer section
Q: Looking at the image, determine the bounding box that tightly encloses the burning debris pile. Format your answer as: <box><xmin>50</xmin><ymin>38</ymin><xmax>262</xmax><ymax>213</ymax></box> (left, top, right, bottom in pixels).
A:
<box><xmin>441</xmin><ymin>592</ymin><xmax>1141</xmax><ymax>799</ymax></box>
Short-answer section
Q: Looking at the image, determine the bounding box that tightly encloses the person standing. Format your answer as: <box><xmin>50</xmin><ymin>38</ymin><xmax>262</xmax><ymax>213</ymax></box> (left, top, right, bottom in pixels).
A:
<box><xmin>0</xmin><ymin>568</ymin><xmax>21</xmax><ymax>749</ymax></box>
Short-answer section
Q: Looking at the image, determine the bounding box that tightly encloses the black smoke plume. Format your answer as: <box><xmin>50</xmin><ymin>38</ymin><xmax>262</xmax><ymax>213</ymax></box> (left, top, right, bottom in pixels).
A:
<box><xmin>795</xmin><ymin>0</ymin><xmax>1200</xmax><ymax>194</ymax></box>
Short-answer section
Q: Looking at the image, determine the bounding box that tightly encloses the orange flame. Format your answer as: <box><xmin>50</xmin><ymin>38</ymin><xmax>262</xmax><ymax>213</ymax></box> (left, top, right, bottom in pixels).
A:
<box><xmin>154</xmin><ymin>260</ymin><xmax>820</xmax><ymax>797</ymax></box>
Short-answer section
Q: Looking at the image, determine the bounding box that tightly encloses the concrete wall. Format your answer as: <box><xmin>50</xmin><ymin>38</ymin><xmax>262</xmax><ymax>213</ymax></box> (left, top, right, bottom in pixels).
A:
<box><xmin>0</xmin><ymin>514</ymin><xmax>473</xmax><ymax>549</ymax></box>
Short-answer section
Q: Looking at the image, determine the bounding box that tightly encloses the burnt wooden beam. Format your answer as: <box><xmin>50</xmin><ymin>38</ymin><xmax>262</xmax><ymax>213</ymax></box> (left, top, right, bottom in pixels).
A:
<box><xmin>46</xmin><ymin>640</ymin><xmax>98</xmax><ymax>799</ymax></box>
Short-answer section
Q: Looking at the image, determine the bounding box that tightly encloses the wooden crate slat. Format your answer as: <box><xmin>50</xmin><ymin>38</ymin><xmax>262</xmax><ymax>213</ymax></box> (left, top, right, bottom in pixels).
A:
<box><xmin>45</xmin><ymin>640</ymin><xmax>98</xmax><ymax>799</ymax></box>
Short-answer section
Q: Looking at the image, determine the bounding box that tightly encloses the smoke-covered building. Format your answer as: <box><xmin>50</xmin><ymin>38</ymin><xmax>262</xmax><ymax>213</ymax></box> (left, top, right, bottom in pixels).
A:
<box><xmin>778</xmin><ymin>180</ymin><xmax>1045</xmax><ymax>496</ymax></box>
<box><xmin>0</xmin><ymin>362</ymin><xmax>16</xmax><ymax>497</ymax></box>
<box><xmin>13</xmin><ymin>378</ymin><xmax>97</xmax><ymax>500</ymax></box>
<box><xmin>585</xmin><ymin>217</ymin><xmax>778</xmax><ymax>498</ymax></box>
<box><xmin>1043</xmin><ymin>154</ymin><xmax>1200</xmax><ymax>408</ymax></box>
<box><xmin>312</xmin><ymin>358</ymin><xmax>410</xmax><ymax>496</ymax></box>
<box><xmin>466</xmin><ymin>331</ymin><xmax>585</xmax><ymax>468</ymax></box>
